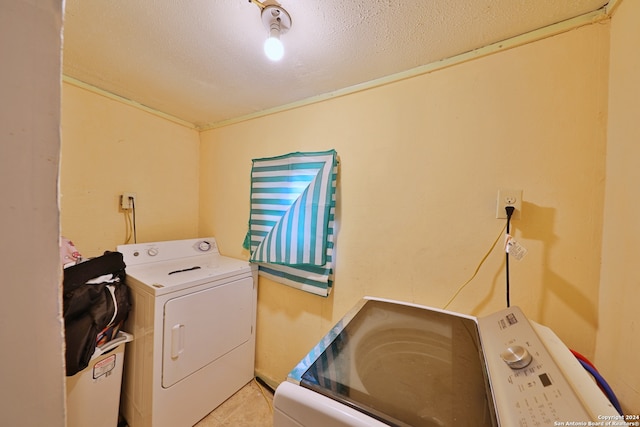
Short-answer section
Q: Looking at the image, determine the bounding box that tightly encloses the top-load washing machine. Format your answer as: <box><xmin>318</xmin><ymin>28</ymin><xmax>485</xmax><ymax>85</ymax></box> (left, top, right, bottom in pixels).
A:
<box><xmin>117</xmin><ymin>237</ymin><xmax>257</xmax><ymax>427</ymax></box>
<box><xmin>274</xmin><ymin>297</ymin><xmax>619</xmax><ymax>427</ymax></box>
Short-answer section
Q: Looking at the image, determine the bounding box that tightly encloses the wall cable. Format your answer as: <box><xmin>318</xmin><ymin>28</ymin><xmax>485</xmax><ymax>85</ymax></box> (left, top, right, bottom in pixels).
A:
<box><xmin>505</xmin><ymin>206</ymin><xmax>515</xmax><ymax>307</ymax></box>
<box><xmin>130</xmin><ymin>196</ymin><xmax>137</xmax><ymax>243</ymax></box>
<box><xmin>253</xmin><ymin>377</ymin><xmax>274</xmax><ymax>414</ymax></box>
<box><xmin>443</xmin><ymin>223</ymin><xmax>507</xmax><ymax>309</ymax></box>
<box><xmin>124</xmin><ymin>209</ymin><xmax>133</xmax><ymax>244</ymax></box>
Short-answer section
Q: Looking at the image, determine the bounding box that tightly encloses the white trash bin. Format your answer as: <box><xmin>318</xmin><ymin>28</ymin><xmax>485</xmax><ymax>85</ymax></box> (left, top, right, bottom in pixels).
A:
<box><xmin>66</xmin><ymin>331</ymin><xmax>133</xmax><ymax>427</ymax></box>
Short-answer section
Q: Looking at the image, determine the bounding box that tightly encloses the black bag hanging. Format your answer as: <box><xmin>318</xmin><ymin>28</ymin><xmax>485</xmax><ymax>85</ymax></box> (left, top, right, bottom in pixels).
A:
<box><xmin>63</xmin><ymin>251</ymin><xmax>131</xmax><ymax>376</ymax></box>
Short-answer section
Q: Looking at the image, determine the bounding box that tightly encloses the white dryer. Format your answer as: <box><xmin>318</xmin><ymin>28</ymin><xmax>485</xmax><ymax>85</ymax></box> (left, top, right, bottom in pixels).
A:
<box><xmin>117</xmin><ymin>237</ymin><xmax>257</xmax><ymax>427</ymax></box>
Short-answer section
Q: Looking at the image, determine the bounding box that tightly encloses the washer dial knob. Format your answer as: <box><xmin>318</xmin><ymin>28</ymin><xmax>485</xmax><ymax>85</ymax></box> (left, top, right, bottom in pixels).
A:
<box><xmin>147</xmin><ymin>247</ymin><xmax>159</xmax><ymax>257</ymax></box>
<box><xmin>500</xmin><ymin>345</ymin><xmax>533</xmax><ymax>369</ymax></box>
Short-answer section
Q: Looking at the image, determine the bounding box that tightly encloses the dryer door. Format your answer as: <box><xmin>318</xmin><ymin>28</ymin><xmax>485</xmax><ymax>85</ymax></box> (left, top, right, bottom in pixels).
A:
<box><xmin>161</xmin><ymin>276</ymin><xmax>254</xmax><ymax>388</ymax></box>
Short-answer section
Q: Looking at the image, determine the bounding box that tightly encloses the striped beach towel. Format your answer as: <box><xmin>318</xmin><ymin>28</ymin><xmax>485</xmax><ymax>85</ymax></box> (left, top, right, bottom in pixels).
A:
<box><xmin>243</xmin><ymin>150</ymin><xmax>338</xmax><ymax>296</ymax></box>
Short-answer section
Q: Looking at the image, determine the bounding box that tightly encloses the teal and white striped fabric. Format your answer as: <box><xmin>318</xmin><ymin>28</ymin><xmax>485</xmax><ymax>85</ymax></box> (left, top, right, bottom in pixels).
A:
<box><xmin>243</xmin><ymin>150</ymin><xmax>338</xmax><ymax>297</ymax></box>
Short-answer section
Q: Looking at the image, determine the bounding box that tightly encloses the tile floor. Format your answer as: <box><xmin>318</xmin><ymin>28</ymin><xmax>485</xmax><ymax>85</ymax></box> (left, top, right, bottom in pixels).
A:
<box><xmin>194</xmin><ymin>379</ymin><xmax>275</xmax><ymax>427</ymax></box>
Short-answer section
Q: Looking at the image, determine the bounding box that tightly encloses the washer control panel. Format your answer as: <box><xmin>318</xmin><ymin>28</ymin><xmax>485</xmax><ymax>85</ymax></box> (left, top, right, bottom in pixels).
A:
<box><xmin>478</xmin><ymin>307</ymin><xmax>616</xmax><ymax>426</ymax></box>
<box><xmin>118</xmin><ymin>237</ymin><xmax>219</xmax><ymax>266</ymax></box>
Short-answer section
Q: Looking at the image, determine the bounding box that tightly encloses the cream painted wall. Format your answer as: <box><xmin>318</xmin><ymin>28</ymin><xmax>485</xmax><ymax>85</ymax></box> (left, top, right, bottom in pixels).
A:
<box><xmin>200</xmin><ymin>23</ymin><xmax>610</xmax><ymax>388</ymax></box>
<box><xmin>597</xmin><ymin>0</ymin><xmax>640</xmax><ymax>413</ymax></box>
<box><xmin>9</xmin><ymin>0</ymin><xmax>635</xmax><ymax>421</ymax></box>
<box><xmin>60</xmin><ymin>82</ymin><xmax>201</xmax><ymax>256</ymax></box>
<box><xmin>0</xmin><ymin>1</ymin><xmax>65</xmax><ymax>425</ymax></box>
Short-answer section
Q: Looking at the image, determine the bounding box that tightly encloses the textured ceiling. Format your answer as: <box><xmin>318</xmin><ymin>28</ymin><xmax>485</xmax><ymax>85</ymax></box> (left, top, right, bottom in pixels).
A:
<box><xmin>62</xmin><ymin>0</ymin><xmax>609</xmax><ymax>129</ymax></box>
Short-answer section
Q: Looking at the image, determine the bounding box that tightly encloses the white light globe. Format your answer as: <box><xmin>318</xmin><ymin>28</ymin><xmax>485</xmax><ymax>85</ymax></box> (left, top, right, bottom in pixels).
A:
<box><xmin>264</xmin><ymin>37</ymin><xmax>284</xmax><ymax>61</ymax></box>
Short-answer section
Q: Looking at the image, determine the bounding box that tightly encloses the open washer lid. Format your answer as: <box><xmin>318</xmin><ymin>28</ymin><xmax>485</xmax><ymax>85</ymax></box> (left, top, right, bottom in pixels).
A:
<box><xmin>293</xmin><ymin>298</ymin><xmax>496</xmax><ymax>427</ymax></box>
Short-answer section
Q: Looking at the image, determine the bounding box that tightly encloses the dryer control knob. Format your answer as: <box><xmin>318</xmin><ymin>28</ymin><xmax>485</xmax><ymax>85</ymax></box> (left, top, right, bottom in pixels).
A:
<box><xmin>147</xmin><ymin>248</ymin><xmax>159</xmax><ymax>256</ymax></box>
<box><xmin>500</xmin><ymin>345</ymin><xmax>532</xmax><ymax>369</ymax></box>
<box><xmin>198</xmin><ymin>241</ymin><xmax>211</xmax><ymax>252</ymax></box>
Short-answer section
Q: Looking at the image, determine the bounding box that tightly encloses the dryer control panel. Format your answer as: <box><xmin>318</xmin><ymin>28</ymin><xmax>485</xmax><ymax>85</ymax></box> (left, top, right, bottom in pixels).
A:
<box><xmin>119</xmin><ymin>237</ymin><xmax>219</xmax><ymax>266</ymax></box>
<box><xmin>478</xmin><ymin>307</ymin><xmax>617</xmax><ymax>426</ymax></box>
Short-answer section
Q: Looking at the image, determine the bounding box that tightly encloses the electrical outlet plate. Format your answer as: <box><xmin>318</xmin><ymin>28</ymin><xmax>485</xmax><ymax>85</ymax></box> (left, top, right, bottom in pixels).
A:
<box><xmin>496</xmin><ymin>189</ymin><xmax>522</xmax><ymax>219</ymax></box>
<box><xmin>120</xmin><ymin>192</ymin><xmax>137</xmax><ymax>210</ymax></box>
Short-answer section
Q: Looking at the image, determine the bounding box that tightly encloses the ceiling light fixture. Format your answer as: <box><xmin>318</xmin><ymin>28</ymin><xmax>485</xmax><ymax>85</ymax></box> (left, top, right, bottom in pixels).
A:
<box><xmin>258</xmin><ymin>3</ymin><xmax>292</xmax><ymax>61</ymax></box>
